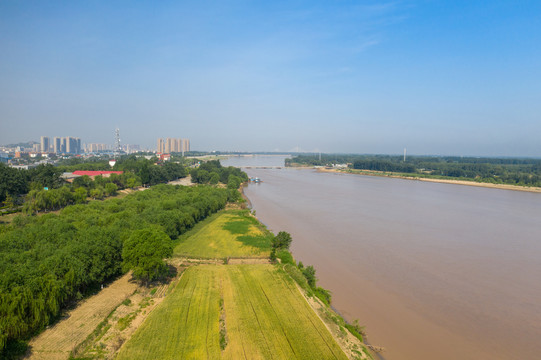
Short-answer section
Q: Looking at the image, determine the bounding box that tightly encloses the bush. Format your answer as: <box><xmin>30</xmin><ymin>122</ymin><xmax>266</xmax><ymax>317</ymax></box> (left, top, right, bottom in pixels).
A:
<box><xmin>276</xmin><ymin>249</ymin><xmax>295</xmax><ymax>265</ymax></box>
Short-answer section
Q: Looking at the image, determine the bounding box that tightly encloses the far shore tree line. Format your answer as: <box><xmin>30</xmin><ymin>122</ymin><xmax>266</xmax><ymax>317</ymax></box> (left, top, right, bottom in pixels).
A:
<box><xmin>286</xmin><ymin>154</ymin><xmax>541</xmax><ymax>187</ymax></box>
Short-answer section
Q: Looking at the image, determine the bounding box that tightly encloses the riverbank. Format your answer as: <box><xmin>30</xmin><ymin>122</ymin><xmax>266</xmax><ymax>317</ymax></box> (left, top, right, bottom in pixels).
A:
<box><xmin>241</xmin><ymin>164</ymin><xmax>541</xmax><ymax>359</ymax></box>
<box><xmin>117</xmin><ymin>208</ymin><xmax>372</xmax><ymax>359</ymax></box>
<box><xmin>315</xmin><ymin>167</ymin><xmax>541</xmax><ymax>193</ymax></box>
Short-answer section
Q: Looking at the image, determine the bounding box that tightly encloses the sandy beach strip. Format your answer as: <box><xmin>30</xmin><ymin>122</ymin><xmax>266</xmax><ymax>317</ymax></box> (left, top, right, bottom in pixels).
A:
<box><xmin>314</xmin><ymin>168</ymin><xmax>541</xmax><ymax>193</ymax></box>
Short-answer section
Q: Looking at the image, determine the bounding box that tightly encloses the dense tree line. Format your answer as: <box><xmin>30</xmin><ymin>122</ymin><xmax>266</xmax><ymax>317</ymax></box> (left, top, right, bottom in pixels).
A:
<box><xmin>0</xmin><ymin>185</ymin><xmax>229</xmax><ymax>354</ymax></box>
<box><xmin>56</xmin><ymin>157</ymin><xmax>111</xmax><ymax>171</ymax></box>
<box><xmin>191</xmin><ymin>160</ymin><xmax>248</xmax><ymax>185</ymax></box>
<box><xmin>20</xmin><ymin>172</ymin><xmax>141</xmax><ymax>214</ymax></box>
<box><xmin>352</xmin><ymin>159</ymin><xmax>416</xmax><ymax>173</ymax></box>
<box><xmin>190</xmin><ymin>160</ymin><xmax>248</xmax><ymax>201</ymax></box>
<box><xmin>1</xmin><ymin>156</ymin><xmax>189</xmax><ymax>210</ymax></box>
<box><xmin>0</xmin><ymin>164</ymin><xmax>64</xmax><ymax>204</ymax></box>
<box><xmin>287</xmin><ymin>154</ymin><xmax>541</xmax><ymax>187</ymax></box>
<box><xmin>112</xmin><ymin>155</ymin><xmax>187</xmax><ymax>186</ymax></box>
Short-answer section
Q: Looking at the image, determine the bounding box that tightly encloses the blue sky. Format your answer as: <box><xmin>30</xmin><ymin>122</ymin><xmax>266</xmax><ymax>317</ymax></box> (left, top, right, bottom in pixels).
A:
<box><xmin>1</xmin><ymin>1</ymin><xmax>540</xmax><ymax>156</ymax></box>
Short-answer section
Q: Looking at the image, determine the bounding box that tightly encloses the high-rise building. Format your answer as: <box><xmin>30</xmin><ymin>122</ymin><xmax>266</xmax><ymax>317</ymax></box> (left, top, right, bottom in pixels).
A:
<box><xmin>60</xmin><ymin>138</ymin><xmax>67</xmax><ymax>153</ymax></box>
<box><xmin>54</xmin><ymin>137</ymin><xmax>61</xmax><ymax>153</ymax></box>
<box><xmin>40</xmin><ymin>136</ymin><xmax>50</xmax><ymax>152</ymax></box>
<box><xmin>64</xmin><ymin>137</ymin><xmax>81</xmax><ymax>154</ymax></box>
<box><xmin>66</xmin><ymin>137</ymin><xmax>74</xmax><ymax>154</ymax></box>
<box><xmin>165</xmin><ymin>138</ymin><xmax>174</xmax><ymax>153</ymax></box>
<box><xmin>86</xmin><ymin>143</ymin><xmax>109</xmax><ymax>152</ymax></box>
<box><xmin>157</xmin><ymin>138</ymin><xmax>165</xmax><ymax>153</ymax></box>
<box><xmin>181</xmin><ymin>139</ymin><xmax>190</xmax><ymax>153</ymax></box>
<box><xmin>123</xmin><ymin>144</ymin><xmax>140</xmax><ymax>154</ymax></box>
<box><xmin>157</xmin><ymin>137</ymin><xmax>190</xmax><ymax>154</ymax></box>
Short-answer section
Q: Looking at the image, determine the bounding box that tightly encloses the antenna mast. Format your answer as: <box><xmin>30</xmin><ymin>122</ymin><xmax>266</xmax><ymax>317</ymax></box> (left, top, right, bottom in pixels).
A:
<box><xmin>114</xmin><ymin>128</ymin><xmax>121</xmax><ymax>158</ymax></box>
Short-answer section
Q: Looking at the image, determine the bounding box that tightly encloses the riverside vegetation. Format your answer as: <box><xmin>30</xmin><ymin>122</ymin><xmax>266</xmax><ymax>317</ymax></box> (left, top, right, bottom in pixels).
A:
<box><xmin>0</xmin><ymin>184</ymin><xmax>228</xmax><ymax>357</ymax></box>
<box><xmin>116</xmin><ymin>207</ymin><xmax>372</xmax><ymax>359</ymax></box>
<box><xmin>1</xmin><ymin>159</ymin><xmax>373</xmax><ymax>359</ymax></box>
<box><xmin>287</xmin><ymin>154</ymin><xmax>541</xmax><ymax>187</ymax></box>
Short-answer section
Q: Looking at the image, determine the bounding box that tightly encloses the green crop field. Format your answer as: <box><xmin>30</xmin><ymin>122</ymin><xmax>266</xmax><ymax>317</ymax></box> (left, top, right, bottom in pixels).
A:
<box><xmin>116</xmin><ymin>264</ymin><xmax>347</xmax><ymax>360</ymax></box>
<box><xmin>174</xmin><ymin>210</ymin><xmax>272</xmax><ymax>258</ymax></box>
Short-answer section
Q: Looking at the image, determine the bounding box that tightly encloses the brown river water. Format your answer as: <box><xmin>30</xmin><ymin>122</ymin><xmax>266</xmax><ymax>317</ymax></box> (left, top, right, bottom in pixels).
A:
<box><xmin>223</xmin><ymin>156</ymin><xmax>541</xmax><ymax>360</ymax></box>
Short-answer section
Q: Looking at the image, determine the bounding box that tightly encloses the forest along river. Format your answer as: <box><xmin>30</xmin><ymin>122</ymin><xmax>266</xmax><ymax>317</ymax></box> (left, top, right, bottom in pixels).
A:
<box><xmin>222</xmin><ymin>155</ymin><xmax>541</xmax><ymax>360</ymax></box>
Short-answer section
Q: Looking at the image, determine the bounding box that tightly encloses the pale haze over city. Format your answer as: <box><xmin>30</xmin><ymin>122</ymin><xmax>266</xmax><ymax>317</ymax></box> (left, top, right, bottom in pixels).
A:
<box><xmin>1</xmin><ymin>1</ymin><xmax>540</xmax><ymax>156</ymax></box>
<box><xmin>3</xmin><ymin>3</ymin><xmax>541</xmax><ymax>360</ymax></box>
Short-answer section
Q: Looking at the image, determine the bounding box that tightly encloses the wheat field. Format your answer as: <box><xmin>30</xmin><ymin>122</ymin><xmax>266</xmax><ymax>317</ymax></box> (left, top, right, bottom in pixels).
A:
<box><xmin>116</xmin><ymin>264</ymin><xmax>347</xmax><ymax>360</ymax></box>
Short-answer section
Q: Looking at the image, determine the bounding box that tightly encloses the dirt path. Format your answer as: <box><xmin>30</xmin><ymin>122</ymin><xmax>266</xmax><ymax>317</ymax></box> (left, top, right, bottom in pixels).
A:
<box><xmin>295</xmin><ymin>283</ymin><xmax>374</xmax><ymax>360</ymax></box>
<box><xmin>168</xmin><ymin>175</ymin><xmax>193</xmax><ymax>186</ymax></box>
<box><xmin>228</xmin><ymin>258</ymin><xmax>271</xmax><ymax>264</ymax></box>
<box><xmin>26</xmin><ymin>273</ymin><xmax>138</xmax><ymax>360</ymax></box>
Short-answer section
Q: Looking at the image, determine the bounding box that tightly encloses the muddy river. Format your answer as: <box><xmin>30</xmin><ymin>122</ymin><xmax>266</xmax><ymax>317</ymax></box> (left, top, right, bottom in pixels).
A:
<box><xmin>223</xmin><ymin>155</ymin><xmax>541</xmax><ymax>360</ymax></box>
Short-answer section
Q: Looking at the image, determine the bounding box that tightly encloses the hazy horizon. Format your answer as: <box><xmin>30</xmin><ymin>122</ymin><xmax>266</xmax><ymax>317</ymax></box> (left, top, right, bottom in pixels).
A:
<box><xmin>1</xmin><ymin>1</ymin><xmax>540</xmax><ymax>157</ymax></box>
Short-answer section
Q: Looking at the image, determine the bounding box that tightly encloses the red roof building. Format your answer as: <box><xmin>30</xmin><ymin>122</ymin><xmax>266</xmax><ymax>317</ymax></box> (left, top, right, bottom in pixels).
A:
<box><xmin>72</xmin><ymin>170</ymin><xmax>123</xmax><ymax>179</ymax></box>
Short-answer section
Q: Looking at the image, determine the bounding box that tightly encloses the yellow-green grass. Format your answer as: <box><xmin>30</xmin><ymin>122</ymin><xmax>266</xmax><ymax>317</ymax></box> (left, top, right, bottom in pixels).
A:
<box><xmin>116</xmin><ymin>264</ymin><xmax>347</xmax><ymax>360</ymax></box>
<box><xmin>174</xmin><ymin>210</ymin><xmax>272</xmax><ymax>258</ymax></box>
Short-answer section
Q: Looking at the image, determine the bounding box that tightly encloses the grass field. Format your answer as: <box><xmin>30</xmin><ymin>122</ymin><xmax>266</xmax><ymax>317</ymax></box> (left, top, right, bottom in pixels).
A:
<box><xmin>174</xmin><ymin>210</ymin><xmax>272</xmax><ymax>258</ymax></box>
<box><xmin>116</xmin><ymin>264</ymin><xmax>347</xmax><ymax>360</ymax></box>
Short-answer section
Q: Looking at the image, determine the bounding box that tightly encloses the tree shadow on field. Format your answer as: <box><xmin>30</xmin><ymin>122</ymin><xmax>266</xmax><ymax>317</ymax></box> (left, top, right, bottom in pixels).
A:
<box><xmin>132</xmin><ymin>264</ymin><xmax>179</xmax><ymax>288</ymax></box>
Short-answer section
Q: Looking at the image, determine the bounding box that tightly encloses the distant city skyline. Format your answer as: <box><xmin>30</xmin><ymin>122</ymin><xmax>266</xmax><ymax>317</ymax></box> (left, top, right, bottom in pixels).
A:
<box><xmin>1</xmin><ymin>1</ymin><xmax>541</xmax><ymax>157</ymax></box>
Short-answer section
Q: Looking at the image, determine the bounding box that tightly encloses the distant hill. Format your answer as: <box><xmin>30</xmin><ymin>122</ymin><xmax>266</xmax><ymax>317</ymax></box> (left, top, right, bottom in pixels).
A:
<box><xmin>2</xmin><ymin>141</ymin><xmax>38</xmax><ymax>148</ymax></box>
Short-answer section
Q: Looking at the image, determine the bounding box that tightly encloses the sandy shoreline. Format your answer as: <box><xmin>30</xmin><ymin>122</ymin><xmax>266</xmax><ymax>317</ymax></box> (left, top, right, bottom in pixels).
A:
<box><xmin>314</xmin><ymin>167</ymin><xmax>541</xmax><ymax>193</ymax></box>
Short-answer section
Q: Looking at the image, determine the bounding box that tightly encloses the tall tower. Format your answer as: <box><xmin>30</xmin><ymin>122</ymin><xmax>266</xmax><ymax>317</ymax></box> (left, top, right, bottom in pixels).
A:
<box><xmin>114</xmin><ymin>128</ymin><xmax>121</xmax><ymax>156</ymax></box>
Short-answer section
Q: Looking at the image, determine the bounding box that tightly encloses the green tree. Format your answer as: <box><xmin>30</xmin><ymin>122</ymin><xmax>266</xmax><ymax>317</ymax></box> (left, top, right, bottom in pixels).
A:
<box><xmin>198</xmin><ymin>169</ymin><xmax>210</xmax><ymax>184</ymax></box>
<box><xmin>0</xmin><ymin>164</ymin><xmax>28</xmax><ymax>202</ymax></box>
<box><xmin>272</xmin><ymin>231</ymin><xmax>292</xmax><ymax>250</ymax></box>
<box><xmin>72</xmin><ymin>175</ymin><xmax>93</xmax><ymax>189</ymax></box>
<box><xmin>139</xmin><ymin>162</ymin><xmax>151</xmax><ymax>185</ymax></box>
<box><xmin>89</xmin><ymin>187</ymin><xmax>104</xmax><ymax>200</ymax></box>
<box><xmin>3</xmin><ymin>194</ymin><xmax>15</xmax><ymax>209</ymax></box>
<box><xmin>28</xmin><ymin>164</ymin><xmax>64</xmax><ymax>189</ymax></box>
<box><xmin>105</xmin><ymin>182</ymin><xmax>118</xmax><ymax>196</ymax></box>
<box><xmin>302</xmin><ymin>265</ymin><xmax>316</xmax><ymax>288</ymax></box>
<box><xmin>122</xmin><ymin>227</ymin><xmax>173</xmax><ymax>283</ymax></box>
<box><xmin>227</xmin><ymin>175</ymin><xmax>242</xmax><ymax>190</ymax></box>
<box><xmin>270</xmin><ymin>248</ymin><xmax>277</xmax><ymax>262</ymax></box>
<box><xmin>209</xmin><ymin>172</ymin><xmax>220</xmax><ymax>185</ymax></box>
<box><xmin>74</xmin><ymin>187</ymin><xmax>87</xmax><ymax>204</ymax></box>
<box><xmin>126</xmin><ymin>177</ymin><xmax>137</xmax><ymax>189</ymax></box>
